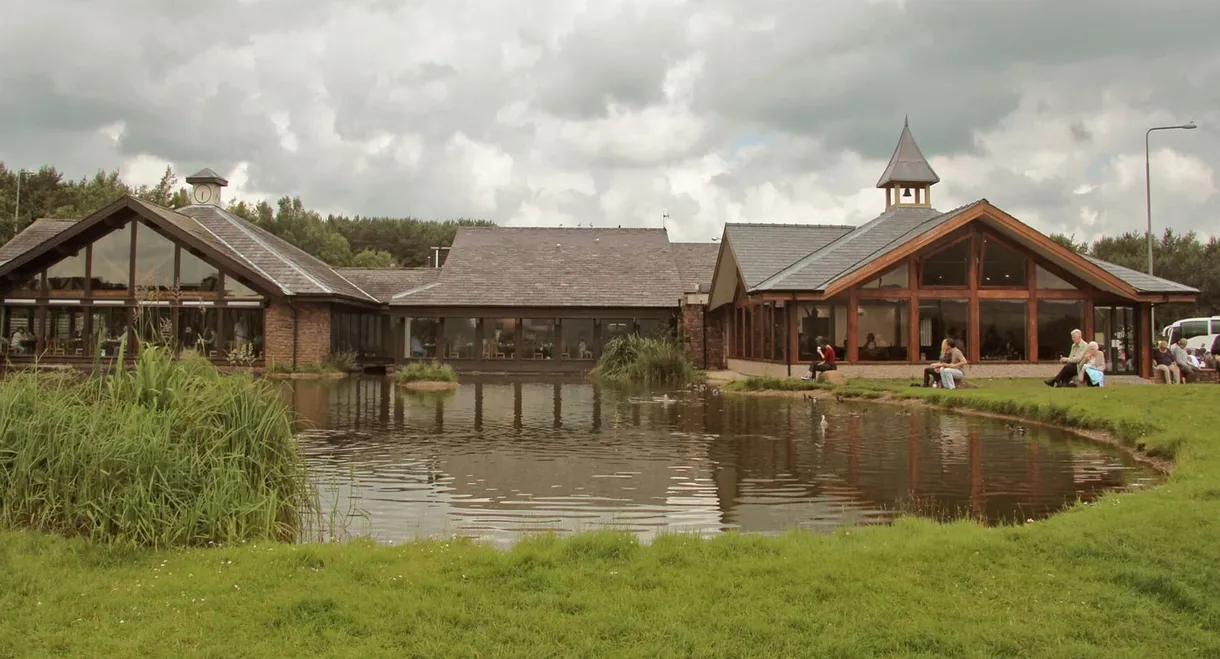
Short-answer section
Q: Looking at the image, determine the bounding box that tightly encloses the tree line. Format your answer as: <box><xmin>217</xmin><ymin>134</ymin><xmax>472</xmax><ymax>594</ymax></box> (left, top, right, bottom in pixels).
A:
<box><xmin>1051</xmin><ymin>230</ymin><xmax>1219</xmax><ymax>322</ymax></box>
<box><xmin>0</xmin><ymin>163</ymin><xmax>492</xmax><ymax>268</ymax></box>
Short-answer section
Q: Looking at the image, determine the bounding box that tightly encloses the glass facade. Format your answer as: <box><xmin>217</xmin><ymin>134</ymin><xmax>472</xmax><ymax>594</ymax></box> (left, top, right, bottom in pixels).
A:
<box><xmin>333</xmin><ymin>311</ymin><xmax>387</xmax><ymax>359</ymax></box>
<box><xmin>134</xmin><ymin>222</ymin><xmax>176</xmax><ymax>291</ymax></box>
<box><xmin>522</xmin><ymin>319</ymin><xmax>557</xmax><ymax>359</ymax></box>
<box><xmin>796</xmin><ymin>303</ymin><xmax>847</xmax><ymax>363</ymax></box>
<box><xmin>562</xmin><ymin>319</ymin><xmax>595</xmax><ymax>359</ymax></box>
<box><xmin>979</xmin><ymin>300</ymin><xmax>1027</xmax><ymax>361</ymax></box>
<box><xmin>862</xmin><ymin>264</ymin><xmax>908</xmax><ymax>289</ymax></box>
<box><xmin>1036</xmin><ymin>300</ymin><xmax>1085</xmax><ymax>361</ymax></box>
<box><xmin>46</xmin><ymin>251</ymin><xmax>86</xmax><ymax>296</ymax></box>
<box><xmin>179</xmin><ymin>250</ymin><xmax>220</xmax><ymax>293</ymax></box>
<box><xmin>980</xmin><ymin>238</ymin><xmax>1026</xmax><ymax>288</ymax></box>
<box><xmin>91</xmin><ymin>223</ymin><xmax>132</xmax><ymax>293</ymax></box>
<box><xmin>441</xmin><ymin>317</ymin><xmax>478</xmax><ymax>359</ymax></box>
<box><xmin>918</xmin><ymin>300</ymin><xmax>969</xmax><ymax>361</ymax></box>
<box><xmin>857</xmin><ymin>299</ymin><xmax>909</xmax><ymax>361</ymax></box>
<box><xmin>921</xmin><ymin>240</ymin><xmax>970</xmax><ymax>287</ymax></box>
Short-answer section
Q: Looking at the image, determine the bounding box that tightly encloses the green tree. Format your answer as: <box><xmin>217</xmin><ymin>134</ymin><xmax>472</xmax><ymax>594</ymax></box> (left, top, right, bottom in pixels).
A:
<box><xmin>351</xmin><ymin>249</ymin><xmax>397</xmax><ymax>268</ymax></box>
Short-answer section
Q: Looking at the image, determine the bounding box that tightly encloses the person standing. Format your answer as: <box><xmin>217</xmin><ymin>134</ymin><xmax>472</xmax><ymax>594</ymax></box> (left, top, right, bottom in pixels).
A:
<box><xmin>801</xmin><ymin>336</ymin><xmax>836</xmax><ymax>380</ymax></box>
<box><xmin>1045</xmin><ymin>329</ymin><xmax>1088</xmax><ymax>387</ymax></box>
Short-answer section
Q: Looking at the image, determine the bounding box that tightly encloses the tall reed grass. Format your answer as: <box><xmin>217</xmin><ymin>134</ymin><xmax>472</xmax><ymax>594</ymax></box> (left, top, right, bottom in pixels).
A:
<box><xmin>0</xmin><ymin>345</ymin><xmax>314</xmax><ymax>547</ymax></box>
<box><xmin>593</xmin><ymin>334</ymin><xmax>697</xmax><ymax>385</ymax></box>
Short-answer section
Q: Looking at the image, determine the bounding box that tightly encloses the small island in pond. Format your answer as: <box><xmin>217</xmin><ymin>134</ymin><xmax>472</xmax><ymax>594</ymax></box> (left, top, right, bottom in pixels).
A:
<box><xmin>393</xmin><ymin>361</ymin><xmax>459</xmax><ymax>391</ymax></box>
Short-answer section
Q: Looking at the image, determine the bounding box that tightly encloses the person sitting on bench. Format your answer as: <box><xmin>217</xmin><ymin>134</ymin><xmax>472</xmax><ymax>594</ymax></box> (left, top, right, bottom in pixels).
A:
<box><xmin>801</xmin><ymin>336</ymin><xmax>836</xmax><ymax>380</ymax></box>
<box><xmin>1045</xmin><ymin>329</ymin><xmax>1088</xmax><ymax>387</ymax></box>
<box><xmin>1153</xmin><ymin>340</ymin><xmax>1180</xmax><ymax>384</ymax></box>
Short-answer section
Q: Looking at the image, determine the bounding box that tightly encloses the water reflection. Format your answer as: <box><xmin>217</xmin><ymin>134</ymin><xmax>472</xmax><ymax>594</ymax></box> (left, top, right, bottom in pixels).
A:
<box><xmin>283</xmin><ymin>377</ymin><xmax>1158</xmax><ymax>546</ymax></box>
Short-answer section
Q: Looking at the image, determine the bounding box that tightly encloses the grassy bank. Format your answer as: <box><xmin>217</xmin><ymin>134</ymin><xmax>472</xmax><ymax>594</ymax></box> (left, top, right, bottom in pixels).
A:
<box><xmin>0</xmin><ymin>347</ymin><xmax>312</xmax><ymax>548</ymax></box>
<box><xmin>592</xmin><ymin>334</ymin><xmax>698</xmax><ymax>385</ymax></box>
<box><xmin>392</xmin><ymin>361</ymin><xmax>457</xmax><ymax>384</ymax></box>
<box><xmin>3</xmin><ymin>381</ymin><xmax>1220</xmax><ymax>656</ymax></box>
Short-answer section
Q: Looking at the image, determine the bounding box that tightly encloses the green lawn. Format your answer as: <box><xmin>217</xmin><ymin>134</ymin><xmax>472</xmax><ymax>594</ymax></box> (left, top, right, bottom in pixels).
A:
<box><xmin>4</xmin><ymin>381</ymin><xmax>1220</xmax><ymax>658</ymax></box>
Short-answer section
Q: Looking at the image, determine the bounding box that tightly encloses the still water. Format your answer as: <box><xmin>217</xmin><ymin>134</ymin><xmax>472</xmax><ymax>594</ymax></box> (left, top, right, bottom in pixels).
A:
<box><xmin>284</xmin><ymin>377</ymin><xmax>1157</xmax><ymax>546</ymax></box>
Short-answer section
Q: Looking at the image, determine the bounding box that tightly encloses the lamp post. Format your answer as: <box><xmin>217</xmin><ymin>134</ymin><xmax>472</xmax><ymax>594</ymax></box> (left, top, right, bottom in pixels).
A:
<box><xmin>1144</xmin><ymin>121</ymin><xmax>1197</xmax><ymax>342</ymax></box>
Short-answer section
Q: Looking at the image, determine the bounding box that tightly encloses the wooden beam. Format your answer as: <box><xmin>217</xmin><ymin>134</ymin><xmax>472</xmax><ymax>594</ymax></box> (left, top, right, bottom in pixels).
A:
<box><xmin>1138</xmin><ymin>303</ymin><xmax>1152</xmax><ymax>379</ymax></box>
<box><xmin>967</xmin><ymin>234</ymin><xmax>980</xmax><ymax>362</ymax></box>
<box><xmin>847</xmin><ymin>289</ymin><xmax>859</xmax><ymax>363</ymax></box>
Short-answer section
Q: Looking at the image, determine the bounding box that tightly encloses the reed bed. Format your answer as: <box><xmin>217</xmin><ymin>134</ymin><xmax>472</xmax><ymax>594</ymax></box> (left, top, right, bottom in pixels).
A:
<box><xmin>392</xmin><ymin>361</ymin><xmax>458</xmax><ymax>384</ymax></box>
<box><xmin>592</xmin><ymin>334</ymin><xmax>697</xmax><ymax>385</ymax></box>
<box><xmin>0</xmin><ymin>345</ymin><xmax>314</xmax><ymax>548</ymax></box>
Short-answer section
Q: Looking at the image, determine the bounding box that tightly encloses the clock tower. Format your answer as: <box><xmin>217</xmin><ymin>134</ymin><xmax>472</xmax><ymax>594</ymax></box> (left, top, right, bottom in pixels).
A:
<box><xmin>185</xmin><ymin>168</ymin><xmax>228</xmax><ymax>207</ymax></box>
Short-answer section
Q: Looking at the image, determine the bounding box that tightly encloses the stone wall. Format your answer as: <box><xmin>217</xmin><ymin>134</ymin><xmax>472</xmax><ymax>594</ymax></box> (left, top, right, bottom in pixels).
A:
<box><xmin>264</xmin><ymin>300</ymin><xmax>332</xmax><ymax>368</ymax></box>
<box><xmin>680</xmin><ymin>302</ymin><xmax>726</xmax><ymax>370</ymax></box>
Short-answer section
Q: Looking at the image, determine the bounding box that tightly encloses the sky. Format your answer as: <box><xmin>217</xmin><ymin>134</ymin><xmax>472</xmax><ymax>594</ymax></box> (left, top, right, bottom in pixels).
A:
<box><xmin>1</xmin><ymin>0</ymin><xmax>1216</xmax><ymax>243</ymax></box>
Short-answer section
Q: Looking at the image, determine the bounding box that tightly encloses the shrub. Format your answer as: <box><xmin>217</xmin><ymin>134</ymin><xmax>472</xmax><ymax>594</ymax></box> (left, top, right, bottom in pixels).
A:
<box><xmin>393</xmin><ymin>361</ymin><xmax>458</xmax><ymax>384</ymax></box>
<box><xmin>593</xmin><ymin>334</ymin><xmax>697</xmax><ymax>385</ymax></box>
<box><xmin>723</xmin><ymin>376</ymin><xmax>830</xmax><ymax>392</ymax></box>
<box><xmin>0</xmin><ymin>346</ymin><xmax>313</xmax><ymax>548</ymax></box>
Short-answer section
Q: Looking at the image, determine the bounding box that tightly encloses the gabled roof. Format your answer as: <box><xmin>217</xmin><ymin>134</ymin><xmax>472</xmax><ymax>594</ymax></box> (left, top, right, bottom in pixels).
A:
<box><xmin>335</xmin><ymin>267</ymin><xmax>441</xmax><ymax>303</ymax></box>
<box><xmin>392</xmin><ymin>227</ymin><xmax>685</xmax><ymax>307</ymax></box>
<box><xmin>0</xmin><ymin>219</ymin><xmax>76</xmax><ymax>266</ymax></box>
<box><xmin>1084</xmin><ymin>256</ymin><xmax>1199</xmax><ymax>294</ymax></box>
<box><xmin>876</xmin><ymin>118</ymin><xmax>940</xmax><ymax>187</ymax></box>
<box><xmin>671</xmin><ymin>242</ymin><xmax>721</xmax><ymax>293</ymax></box>
<box><xmin>724</xmin><ymin>223</ymin><xmax>853</xmax><ymax>288</ymax></box>
<box><xmin>753</xmin><ymin>202</ymin><xmax>982</xmax><ymax>291</ymax></box>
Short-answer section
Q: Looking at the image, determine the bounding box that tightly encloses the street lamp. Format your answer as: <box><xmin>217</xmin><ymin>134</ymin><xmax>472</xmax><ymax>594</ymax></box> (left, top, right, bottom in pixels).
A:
<box><xmin>1144</xmin><ymin>121</ymin><xmax>1197</xmax><ymax>341</ymax></box>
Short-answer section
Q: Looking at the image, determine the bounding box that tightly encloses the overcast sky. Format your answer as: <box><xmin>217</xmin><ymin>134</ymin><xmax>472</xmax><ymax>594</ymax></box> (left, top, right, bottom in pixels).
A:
<box><xmin>1</xmin><ymin>0</ymin><xmax>1216</xmax><ymax>242</ymax></box>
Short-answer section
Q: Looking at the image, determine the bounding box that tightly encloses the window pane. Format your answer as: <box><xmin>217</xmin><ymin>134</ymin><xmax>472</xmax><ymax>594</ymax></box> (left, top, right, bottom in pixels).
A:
<box><xmin>761</xmin><ymin>304</ymin><xmax>772</xmax><ymax>360</ymax></box>
<box><xmin>523</xmin><ymin>319</ymin><xmax>556</xmax><ymax>359</ymax></box>
<box><xmin>134</xmin><ymin>222</ymin><xmax>175</xmax><ymax>292</ymax></box>
<box><xmin>921</xmin><ymin>240</ymin><xmax>970</xmax><ymax>287</ymax></box>
<box><xmin>179</xmin><ymin>308</ymin><xmax>217</xmax><ymax>355</ymax></box>
<box><xmin>1035</xmin><ymin>266</ymin><xmax>1075</xmax><ymax>290</ymax></box>
<box><xmin>979</xmin><ymin>300</ymin><xmax>1027</xmax><ymax>361</ymax></box>
<box><xmin>91</xmin><ymin>308</ymin><xmax>131</xmax><ymax>357</ymax></box>
<box><xmin>91</xmin><ymin>223</ymin><xmax>132</xmax><ymax>292</ymax></box>
<box><xmin>857</xmin><ymin>299</ymin><xmax>909</xmax><ymax>361</ymax></box>
<box><xmin>797</xmin><ymin>302</ymin><xmax>847</xmax><ymax>363</ymax></box>
<box><xmin>3</xmin><ymin>307</ymin><xmax>36</xmax><ymax>355</ymax></box>
<box><xmin>221</xmin><ymin>308</ymin><xmax>263</xmax><ymax>361</ymax></box>
<box><xmin>918</xmin><ymin>300</ymin><xmax>969</xmax><ymax>360</ymax></box>
<box><xmin>862</xmin><ymin>263</ymin><xmax>909</xmax><ymax>289</ymax></box>
<box><xmin>406</xmin><ymin>318</ymin><xmax>439</xmax><ymax>358</ymax></box>
<box><xmin>1179</xmin><ymin>320</ymin><xmax>1209</xmax><ymax>338</ymax></box>
<box><xmin>442</xmin><ymin>317</ymin><xmax>479</xmax><ymax>359</ymax></box>
<box><xmin>601</xmin><ymin>319</ymin><xmax>631</xmax><ymax>356</ymax></box>
<box><xmin>561</xmin><ymin>319</ymin><xmax>595</xmax><ymax>359</ymax></box>
<box><xmin>15</xmin><ymin>274</ymin><xmax>41</xmax><ymax>295</ymax></box>
<box><xmin>980</xmin><ymin>239</ymin><xmax>1027</xmax><ymax>287</ymax></box>
<box><xmin>770</xmin><ymin>304</ymin><xmax>788</xmax><ymax>362</ymax></box>
<box><xmin>47</xmin><ymin>251</ymin><xmax>86</xmax><ymax>296</ymax></box>
<box><xmin>637</xmin><ymin>317</ymin><xmax>670</xmax><ymax>339</ymax></box>
<box><xmin>43</xmin><ymin>308</ymin><xmax>85</xmax><ymax>356</ymax></box>
<box><xmin>225</xmin><ymin>276</ymin><xmax>260</xmax><ymax>298</ymax></box>
<box><xmin>136</xmin><ymin>305</ymin><xmax>173</xmax><ymax>349</ymax></box>
<box><xmin>179</xmin><ymin>250</ymin><xmax>219</xmax><ymax>292</ymax></box>
<box><xmin>1036</xmin><ymin>300</ymin><xmax>1084</xmax><ymax>361</ymax></box>
<box><xmin>486</xmin><ymin>318</ymin><xmax>516</xmax><ymax>359</ymax></box>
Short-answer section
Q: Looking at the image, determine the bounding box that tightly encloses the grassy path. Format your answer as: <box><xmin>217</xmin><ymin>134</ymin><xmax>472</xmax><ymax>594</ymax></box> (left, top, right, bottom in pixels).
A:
<box><xmin>4</xmin><ymin>381</ymin><xmax>1220</xmax><ymax>658</ymax></box>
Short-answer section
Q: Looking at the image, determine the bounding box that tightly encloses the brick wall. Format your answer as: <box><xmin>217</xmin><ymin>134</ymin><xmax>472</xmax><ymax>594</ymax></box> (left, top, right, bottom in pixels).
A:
<box><xmin>264</xmin><ymin>300</ymin><xmax>332</xmax><ymax>368</ymax></box>
<box><xmin>680</xmin><ymin>303</ymin><xmax>726</xmax><ymax>370</ymax></box>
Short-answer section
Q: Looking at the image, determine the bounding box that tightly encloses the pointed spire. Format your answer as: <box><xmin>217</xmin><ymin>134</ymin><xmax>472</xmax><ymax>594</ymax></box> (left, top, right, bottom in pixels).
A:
<box><xmin>876</xmin><ymin>118</ymin><xmax>939</xmax><ymax>188</ymax></box>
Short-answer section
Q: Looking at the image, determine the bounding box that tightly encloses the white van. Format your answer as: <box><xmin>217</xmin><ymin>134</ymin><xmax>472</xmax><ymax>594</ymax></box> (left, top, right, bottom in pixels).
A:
<box><xmin>1162</xmin><ymin>316</ymin><xmax>1220</xmax><ymax>346</ymax></box>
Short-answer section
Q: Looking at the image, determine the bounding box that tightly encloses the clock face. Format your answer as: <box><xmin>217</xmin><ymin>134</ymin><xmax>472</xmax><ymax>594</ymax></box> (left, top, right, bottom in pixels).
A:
<box><xmin>194</xmin><ymin>185</ymin><xmax>212</xmax><ymax>204</ymax></box>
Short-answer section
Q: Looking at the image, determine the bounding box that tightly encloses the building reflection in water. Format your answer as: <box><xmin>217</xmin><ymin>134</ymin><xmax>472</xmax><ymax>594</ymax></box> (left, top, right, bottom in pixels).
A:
<box><xmin>285</xmin><ymin>377</ymin><xmax>1157</xmax><ymax>546</ymax></box>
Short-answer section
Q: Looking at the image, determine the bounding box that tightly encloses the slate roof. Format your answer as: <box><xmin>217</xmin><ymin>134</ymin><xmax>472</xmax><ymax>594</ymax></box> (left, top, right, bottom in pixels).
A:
<box><xmin>1084</xmin><ymin>256</ymin><xmax>1199</xmax><ymax>294</ymax></box>
<box><xmin>724</xmin><ymin>224</ymin><xmax>853</xmax><ymax>288</ymax></box>
<box><xmin>0</xmin><ymin>219</ymin><xmax>76</xmax><ymax>266</ymax></box>
<box><xmin>174</xmin><ymin>204</ymin><xmax>377</xmax><ymax>302</ymax></box>
<box><xmin>671</xmin><ymin>242</ymin><xmax>721</xmax><ymax>293</ymax></box>
<box><xmin>335</xmin><ymin>268</ymin><xmax>441</xmax><ymax>302</ymax></box>
<box><xmin>392</xmin><ymin>227</ymin><xmax>686</xmax><ymax>307</ymax></box>
<box><xmin>185</xmin><ymin>168</ymin><xmax>228</xmax><ymax>185</ymax></box>
<box><xmin>876</xmin><ymin>118</ymin><xmax>940</xmax><ymax>187</ymax></box>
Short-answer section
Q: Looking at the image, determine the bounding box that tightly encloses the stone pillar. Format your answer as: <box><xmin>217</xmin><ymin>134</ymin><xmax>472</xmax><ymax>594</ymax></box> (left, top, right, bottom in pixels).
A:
<box><xmin>680</xmin><ymin>301</ymin><xmax>706</xmax><ymax>368</ymax></box>
<box><xmin>265</xmin><ymin>299</ymin><xmax>332</xmax><ymax>368</ymax></box>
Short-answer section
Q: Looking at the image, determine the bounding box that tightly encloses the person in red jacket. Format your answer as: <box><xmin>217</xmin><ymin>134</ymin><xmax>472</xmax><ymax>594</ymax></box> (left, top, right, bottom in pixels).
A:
<box><xmin>801</xmin><ymin>336</ymin><xmax>836</xmax><ymax>380</ymax></box>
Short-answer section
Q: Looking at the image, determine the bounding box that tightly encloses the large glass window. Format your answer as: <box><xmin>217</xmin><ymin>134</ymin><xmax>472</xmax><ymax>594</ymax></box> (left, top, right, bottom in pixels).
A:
<box><xmin>770</xmin><ymin>304</ymin><xmax>788</xmax><ymax>362</ymax></box>
<box><xmin>486</xmin><ymin>318</ymin><xmax>516</xmax><ymax>359</ymax></box>
<box><xmin>15</xmin><ymin>274</ymin><xmax>41</xmax><ymax>295</ymax></box>
<box><xmin>523</xmin><ymin>319</ymin><xmax>557</xmax><ymax>359</ymax></box>
<box><xmin>91</xmin><ymin>223</ymin><xmax>132</xmax><ymax>293</ymax></box>
<box><xmin>796</xmin><ymin>303</ymin><xmax>847</xmax><ymax>363</ymax></box>
<box><xmin>222</xmin><ymin>308</ymin><xmax>264</xmax><ymax>361</ymax></box>
<box><xmin>637</xmin><ymin>317</ymin><xmax>670</xmax><ymax>340</ymax></box>
<box><xmin>979</xmin><ymin>300</ymin><xmax>1027</xmax><ymax>361</ymax></box>
<box><xmin>332</xmin><ymin>312</ymin><xmax>386</xmax><ymax>358</ymax></box>
<box><xmin>47</xmin><ymin>251</ymin><xmax>86</xmax><ymax>296</ymax></box>
<box><xmin>862</xmin><ymin>263</ymin><xmax>909</xmax><ymax>289</ymax></box>
<box><xmin>225</xmin><ymin>276</ymin><xmax>261</xmax><ymax>299</ymax></box>
<box><xmin>761</xmin><ymin>304</ymin><xmax>773</xmax><ymax>360</ymax></box>
<box><xmin>179</xmin><ymin>307</ymin><xmax>217</xmax><ymax>355</ymax></box>
<box><xmin>43</xmin><ymin>308</ymin><xmax>85</xmax><ymax>356</ymax></box>
<box><xmin>1035</xmin><ymin>266</ymin><xmax>1076</xmax><ymax>290</ymax></box>
<box><xmin>1036</xmin><ymin>300</ymin><xmax>1084</xmax><ymax>361</ymax></box>
<box><xmin>405</xmin><ymin>318</ymin><xmax>439</xmax><ymax>359</ymax></box>
<box><xmin>600</xmin><ymin>318</ymin><xmax>631</xmax><ymax>354</ymax></box>
<box><xmin>179</xmin><ymin>250</ymin><xmax>219</xmax><ymax>293</ymax></box>
<box><xmin>920</xmin><ymin>239</ymin><xmax>970</xmax><ymax>287</ymax></box>
<box><xmin>2</xmin><ymin>307</ymin><xmax>37</xmax><ymax>355</ymax></box>
<box><xmin>561</xmin><ymin>319</ymin><xmax>595</xmax><ymax>359</ymax></box>
<box><xmin>918</xmin><ymin>300</ymin><xmax>968</xmax><ymax>361</ymax></box>
<box><xmin>136</xmin><ymin>305</ymin><xmax>173</xmax><ymax>349</ymax></box>
<box><xmin>1095</xmin><ymin>306</ymin><xmax>1136</xmax><ymax>374</ymax></box>
<box><xmin>442</xmin><ymin>317</ymin><xmax>479</xmax><ymax>359</ymax></box>
<box><xmin>91</xmin><ymin>308</ymin><xmax>131</xmax><ymax>357</ymax></box>
<box><xmin>857</xmin><ymin>299</ymin><xmax>909</xmax><ymax>361</ymax></box>
<box><xmin>980</xmin><ymin>239</ymin><xmax>1026</xmax><ymax>288</ymax></box>
<box><xmin>134</xmin><ymin>222</ymin><xmax>175</xmax><ymax>292</ymax></box>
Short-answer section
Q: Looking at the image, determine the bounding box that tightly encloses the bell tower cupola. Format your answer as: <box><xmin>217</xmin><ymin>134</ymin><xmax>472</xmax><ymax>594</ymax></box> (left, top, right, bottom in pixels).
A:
<box><xmin>877</xmin><ymin>117</ymin><xmax>939</xmax><ymax>209</ymax></box>
<box><xmin>185</xmin><ymin>168</ymin><xmax>229</xmax><ymax>207</ymax></box>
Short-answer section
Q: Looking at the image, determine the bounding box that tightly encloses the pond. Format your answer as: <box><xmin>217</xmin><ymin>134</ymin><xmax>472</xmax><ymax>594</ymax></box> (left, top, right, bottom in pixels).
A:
<box><xmin>283</xmin><ymin>377</ymin><xmax>1158</xmax><ymax>546</ymax></box>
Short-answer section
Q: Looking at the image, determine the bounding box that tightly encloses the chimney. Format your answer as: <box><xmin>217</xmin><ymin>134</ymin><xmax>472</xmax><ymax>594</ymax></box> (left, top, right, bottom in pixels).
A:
<box><xmin>430</xmin><ymin>246</ymin><xmax>450</xmax><ymax>268</ymax></box>
<box><xmin>185</xmin><ymin>168</ymin><xmax>229</xmax><ymax>207</ymax></box>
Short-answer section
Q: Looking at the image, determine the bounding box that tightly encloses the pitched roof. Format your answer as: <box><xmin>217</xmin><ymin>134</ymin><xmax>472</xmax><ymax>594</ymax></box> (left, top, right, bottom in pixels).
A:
<box><xmin>1084</xmin><ymin>256</ymin><xmax>1199</xmax><ymax>294</ymax></box>
<box><xmin>0</xmin><ymin>219</ymin><xmax>76</xmax><ymax>266</ymax></box>
<box><xmin>335</xmin><ymin>267</ymin><xmax>441</xmax><ymax>302</ymax></box>
<box><xmin>724</xmin><ymin>223</ymin><xmax>854</xmax><ymax>288</ymax></box>
<box><xmin>185</xmin><ymin>168</ymin><xmax>228</xmax><ymax>185</ymax></box>
<box><xmin>671</xmin><ymin>242</ymin><xmax>720</xmax><ymax>293</ymax></box>
<box><xmin>392</xmin><ymin>227</ymin><xmax>684</xmax><ymax>307</ymax></box>
<box><xmin>174</xmin><ymin>204</ymin><xmax>377</xmax><ymax>303</ymax></box>
<box><xmin>749</xmin><ymin>202</ymin><xmax>981</xmax><ymax>291</ymax></box>
<box><xmin>876</xmin><ymin>118</ymin><xmax>940</xmax><ymax>187</ymax></box>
